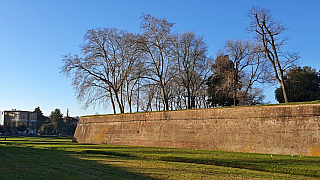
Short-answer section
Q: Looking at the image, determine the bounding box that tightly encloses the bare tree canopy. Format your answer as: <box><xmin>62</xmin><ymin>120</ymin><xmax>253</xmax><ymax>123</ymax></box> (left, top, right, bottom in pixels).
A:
<box><xmin>61</xmin><ymin>28</ymin><xmax>143</xmax><ymax>114</ymax></box>
<box><xmin>247</xmin><ymin>6</ymin><xmax>299</xmax><ymax>103</ymax></box>
<box><xmin>60</xmin><ymin>9</ymin><xmax>304</xmax><ymax>114</ymax></box>
<box><xmin>61</xmin><ymin>15</ymin><xmax>212</xmax><ymax>113</ymax></box>
<box><xmin>173</xmin><ymin>31</ymin><xmax>210</xmax><ymax>109</ymax></box>
<box><xmin>139</xmin><ymin>14</ymin><xmax>176</xmax><ymax>111</ymax></box>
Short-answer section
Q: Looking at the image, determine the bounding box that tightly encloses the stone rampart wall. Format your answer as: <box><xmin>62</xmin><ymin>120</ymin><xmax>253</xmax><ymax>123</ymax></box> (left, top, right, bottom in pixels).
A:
<box><xmin>74</xmin><ymin>104</ymin><xmax>320</xmax><ymax>156</ymax></box>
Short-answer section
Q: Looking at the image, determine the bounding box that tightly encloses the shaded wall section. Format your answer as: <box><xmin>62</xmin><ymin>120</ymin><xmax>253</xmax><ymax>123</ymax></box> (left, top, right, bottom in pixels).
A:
<box><xmin>74</xmin><ymin>104</ymin><xmax>320</xmax><ymax>156</ymax></box>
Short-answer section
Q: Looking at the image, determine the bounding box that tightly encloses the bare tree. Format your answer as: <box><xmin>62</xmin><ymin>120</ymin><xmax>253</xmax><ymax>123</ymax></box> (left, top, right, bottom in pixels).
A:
<box><xmin>195</xmin><ymin>84</ymin><xmax>209</xmax><ymax>108</ymax></box>
<box><xmin>247</xmin><ymin>7</ymin><xmax>299</xmax><ymax>103</ymax></box>
<box><xmin>122</xmin><ymin>59</ymin><xmax>145</xmax><ymax>113</ymax></box>
<box><xmin>139</xmin><ymin>82</ymin><xmax>163</xmax><ymax>112</ymax></box>
<box><xmin>170</xmin><ymin>82</ymin><xmax>186</xmax><ymax>110</ymax></box>
<box><xmin>173</xmin><ymin>31</ymin><xmax>210</xmax><ymax>109</ymax></box>
<box><xmin>238</xmin><ymin>87</ymin><xmax>265</xmax><ymax>105</ymax></box>
<box><xmin>61</xmin><ymin>28</ymin><xmax>142</xmax><ymax>114</ymax></box>
<box><xmin>139</xmin><ymin>14</ymin><xmax>176</xmax><ymax>111</ymax></box>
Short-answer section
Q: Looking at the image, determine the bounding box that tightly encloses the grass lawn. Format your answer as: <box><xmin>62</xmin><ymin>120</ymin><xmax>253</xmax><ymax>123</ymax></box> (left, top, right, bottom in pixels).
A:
<box><xmin>0</xmin><ymin>136</ymin><xmax>319</xmax><ymax>179</ymax></box>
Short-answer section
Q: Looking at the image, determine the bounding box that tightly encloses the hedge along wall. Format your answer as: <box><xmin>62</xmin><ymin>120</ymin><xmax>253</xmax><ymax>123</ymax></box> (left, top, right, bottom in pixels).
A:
<box><xmin>74</xmin><ymin>104</ymin><xmax>320</xmax><ymax>156</ymax></box>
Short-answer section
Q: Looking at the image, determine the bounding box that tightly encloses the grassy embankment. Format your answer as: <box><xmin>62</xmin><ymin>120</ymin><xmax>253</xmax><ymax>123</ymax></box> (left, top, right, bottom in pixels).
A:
<box><xmin>82</xmin><ymin>100</ymin><xmax>320</xmax><ymax>117</ymax></box>
<box><xmin>0</xmin><ymin>136</ymin><xmax>320</xmax><ymax>179</ymax></box>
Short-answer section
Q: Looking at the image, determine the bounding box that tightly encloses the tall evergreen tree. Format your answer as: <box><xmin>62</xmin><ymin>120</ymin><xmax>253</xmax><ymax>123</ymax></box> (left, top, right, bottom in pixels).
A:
<box><xmin>275</xmin><ymin>66</ymin><xmax>320</xmax><ymax>103</ymax></box>
<box><xmin>207</xmin><ymin>55</ymin><xmax>237</xmax><ymax>107</ymax></box>
<box><xmin>34</xmin><ymin>106</ymin><xmax>46</xmax><ymax>129</ymax></box>
<box><xmin>49</xmin><ymin>108</ymin><xmax>64</xmax><ymax>134</ymax></box>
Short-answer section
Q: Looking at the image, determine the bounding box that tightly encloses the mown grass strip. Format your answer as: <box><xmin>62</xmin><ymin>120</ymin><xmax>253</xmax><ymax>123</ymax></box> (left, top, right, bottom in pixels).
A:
<box><xmin>1</xmin><ymin>136</ymin><xmax>320</xmax><ymax>179</ymax></box>
<box><xmin>80</xmin><ymin>147</ymin><xmax>320</xmax><ymax>178</ymax></box>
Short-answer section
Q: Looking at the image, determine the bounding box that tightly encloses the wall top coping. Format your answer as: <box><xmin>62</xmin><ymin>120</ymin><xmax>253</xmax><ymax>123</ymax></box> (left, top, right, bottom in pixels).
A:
<box><xmin>79</xmin><ymin>104</ymin><xmax>320</xmax><ymax>124</ymax></box>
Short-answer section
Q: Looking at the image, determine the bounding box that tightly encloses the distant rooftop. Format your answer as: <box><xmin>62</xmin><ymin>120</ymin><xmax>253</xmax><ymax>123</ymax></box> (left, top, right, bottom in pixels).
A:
<box><xmin>2</xmin><ymin>109</ymin><xmax>34</xmax><ymax>113</ymax></box>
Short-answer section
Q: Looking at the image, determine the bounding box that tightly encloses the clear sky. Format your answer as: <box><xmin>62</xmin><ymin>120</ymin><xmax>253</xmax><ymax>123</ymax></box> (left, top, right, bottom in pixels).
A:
<box><xmin>0</xmin><ymin>0</ymin><xmax>319</xmax><ymax>117</ymax></box>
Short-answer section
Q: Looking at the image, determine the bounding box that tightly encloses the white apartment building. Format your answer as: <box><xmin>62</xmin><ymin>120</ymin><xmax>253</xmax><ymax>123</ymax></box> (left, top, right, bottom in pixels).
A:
<box><xmin>1</xmin><ymin>109</ymin><xmax>38</xmax><ymax>135</ymax></box>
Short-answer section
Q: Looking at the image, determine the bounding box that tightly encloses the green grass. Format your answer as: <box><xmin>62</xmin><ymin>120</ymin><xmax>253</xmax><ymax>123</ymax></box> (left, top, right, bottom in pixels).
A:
<box><xmin>1</xmin><ymin>136</ymin><xmax>320</xmax><ymax>179</ymax></box>
<box><xmin>262</xmin><ymin>100</ymin><xmax>320</xmax><ymax>106</ymax></box>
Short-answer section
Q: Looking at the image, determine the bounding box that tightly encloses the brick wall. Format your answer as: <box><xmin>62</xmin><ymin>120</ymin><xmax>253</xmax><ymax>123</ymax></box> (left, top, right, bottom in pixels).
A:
<box><xmin>74</xmin><ymin>104</ymin><xmax>320</xmax><ymax>156</ymax></box>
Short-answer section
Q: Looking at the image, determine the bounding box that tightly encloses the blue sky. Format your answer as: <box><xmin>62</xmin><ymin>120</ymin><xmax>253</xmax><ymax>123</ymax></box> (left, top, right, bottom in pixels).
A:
<box><xmin>1</xmin><ymin>0</ymin><xmax>319</xmax><ymax>116</ymax></box>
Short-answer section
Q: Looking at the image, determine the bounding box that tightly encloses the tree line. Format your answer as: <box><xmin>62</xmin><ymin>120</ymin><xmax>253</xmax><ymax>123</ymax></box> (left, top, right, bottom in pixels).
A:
<box><xmin>61</xmin><ymin>7</ymin><xmax>319</xmax><ymax>114</ymax></box>
<box><xmin>36</xmin><ymin>107</ymin><xmax>77</xmax><ymax>135</ymax></box>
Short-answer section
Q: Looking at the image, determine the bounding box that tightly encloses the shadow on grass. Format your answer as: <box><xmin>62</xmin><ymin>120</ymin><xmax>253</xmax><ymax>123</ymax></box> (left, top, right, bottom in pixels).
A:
<box><xmin>0</xmin><ymin>144</ymin><xmax>158</xmax><ymax>180</ymax></box>
<box><xmin>83</xmin><ymin>149</ymin><xmax>320</xmax><ymax>179</ymax></box>
<box><xmin>3</xmin><ymin>137</ymin><xmax>320</xmax><ymax>179</ymax></box>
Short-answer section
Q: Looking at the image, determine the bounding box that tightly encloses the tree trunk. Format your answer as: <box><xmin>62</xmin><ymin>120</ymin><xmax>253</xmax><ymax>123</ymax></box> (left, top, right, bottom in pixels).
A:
<box><xmin>159</xmin><ymin>83</ymin><xmax>169</xmax><ymax>111</ymax></box>
<box><xmin>109</xmin><ymin>90</ymin><xmax>117</xmax><ymax>114</ymax></box>
<box><xmin>187</xmin><ymin>90</ymin><xmax>191</xmax><ymax>109</ymax></box>
<box><xmin>191</xmin><ymin>96</ymin><xmax>196</xmax><ymax>109</ymax></box>
<box><xmin>280</xmin><ymin>81</ymin><xmax>288</xmax><ymax>103</ymax></box>
<box><xmin>114</xmin><ymin>91</ymin><xmax>124</xmax><ymax>113</ymax></box>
